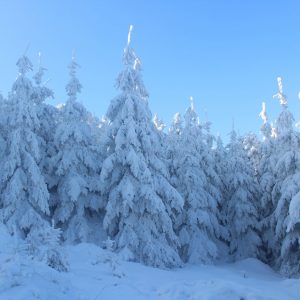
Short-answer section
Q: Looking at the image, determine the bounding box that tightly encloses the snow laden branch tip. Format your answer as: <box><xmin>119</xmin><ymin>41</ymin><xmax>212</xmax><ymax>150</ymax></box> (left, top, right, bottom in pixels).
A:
<box><xmin>273</xmin><ymin>77</ymin><xmax>288</xmax><ymax>107</ymax></box>
<box><xmin>259</xmin><ymin>102</ymin><xmax>268</xmax><ymax>124</ymax></box>
<box><xmin>127</xmin><ymin>25</ymin><xmax>133</xmax><ymax>46</ymax></box>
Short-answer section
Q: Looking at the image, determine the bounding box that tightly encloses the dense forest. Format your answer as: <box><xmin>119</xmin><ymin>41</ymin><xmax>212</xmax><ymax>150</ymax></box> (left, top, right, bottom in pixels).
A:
<box><xmin>0</xmin><ymin>27</ymin><xmax>299</xmax><ymax>278</ymax></box>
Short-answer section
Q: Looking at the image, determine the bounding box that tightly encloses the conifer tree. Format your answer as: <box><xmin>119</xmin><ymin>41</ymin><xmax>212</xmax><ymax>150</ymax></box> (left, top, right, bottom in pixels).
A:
<box><xmin>0</xmin><ymin>55</ymin><xmax>51</xmax><ymax>242</ymax></box>
<box><xmin>224</xmin><ymin>129</ymin><xmax>261</xmax><ymax>260</ymax></box>
<box><xmin>243</xmin><ymin>132</ymin><xmax>261</xmax><ymax>174</ymax></box>
<box><xmin>0</xmin><ymin>92</ymin><xmax>6</xmax><ymax>158</ymax></box>
<box><xmin>214</xmin><ymin>135</ymin><xmax>230</xmax><ymax>255</ymax></box>
<box><xmin>170</xmin><ymin>98</ymin><xmax>221</xmax><ymax>263</ymax></box>
<box><xmin>167</xmin><ymin>112</ymin><xmax>183</xmax><ymax>188</ymax></box>
<box><xmin>153</xmin><ymin>113</ymin><xmax>167</xmax><ymax>159</ymax></box>
<box><xmin>50</xmin><ymin>54</ymin><xmax>103</xmax><ymax>243</ymax></box>
<box><xmin>31</xmin><ymin>53</ymin><xmax>57</xmax><ymax>185</ymax></box>
<box><xmin>257</xmin><ymin>102</ymin><xmax>277</xmax><ymax>262</ymax></box>
<box><xmin>100</xmin><ymin>26</ymin><xmax>183</xmax><ymax>268</ymax></box>
<box><xmin>270</xmin><ymin>78</ymin><xmax>300</xmax><ymax>276</ymax></box>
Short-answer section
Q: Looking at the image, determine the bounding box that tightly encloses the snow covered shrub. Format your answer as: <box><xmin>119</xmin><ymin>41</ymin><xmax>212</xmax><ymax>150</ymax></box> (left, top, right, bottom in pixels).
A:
<box><xmin>26</xmin><ymin>223</ymin><xmax>69</xmax><ymax>272</ymax></box>
<box><xmin>102</xmin><ymin>238</ymin><xmax>125</xmax><ymax>278</ymax></box>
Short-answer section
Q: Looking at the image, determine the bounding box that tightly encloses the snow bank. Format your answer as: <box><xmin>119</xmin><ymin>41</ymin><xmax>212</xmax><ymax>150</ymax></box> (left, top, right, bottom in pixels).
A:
<box><xmin>0</xmin><ymin>242</ymin><xmax>298</xmax><ymax>300</ymax></box>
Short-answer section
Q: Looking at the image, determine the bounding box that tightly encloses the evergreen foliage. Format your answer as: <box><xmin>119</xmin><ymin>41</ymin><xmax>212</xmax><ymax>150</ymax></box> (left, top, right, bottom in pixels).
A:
<box><xmin>0</xmin><ymin>32</ymin><xmax>299</xmax><ymax>277</ymax></box>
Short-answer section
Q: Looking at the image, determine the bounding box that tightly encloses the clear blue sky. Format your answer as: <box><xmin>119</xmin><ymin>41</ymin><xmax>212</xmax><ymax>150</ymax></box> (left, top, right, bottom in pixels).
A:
<box><xmin>0</xmin><ymin>0</ymin><xmax>300</xmax><ymax>139</ymax></box>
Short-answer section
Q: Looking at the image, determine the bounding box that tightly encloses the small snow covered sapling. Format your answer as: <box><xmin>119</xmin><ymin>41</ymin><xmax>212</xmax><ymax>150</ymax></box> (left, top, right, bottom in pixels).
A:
<box><xmin>91</xmin><ymin>238</ymin><xmax>125</xmax><ymax>278</ymax></box>
<box><xmin>26</xmin><ymin>220</ymin><xmax>69</xmax><ymax>272</ymax></box>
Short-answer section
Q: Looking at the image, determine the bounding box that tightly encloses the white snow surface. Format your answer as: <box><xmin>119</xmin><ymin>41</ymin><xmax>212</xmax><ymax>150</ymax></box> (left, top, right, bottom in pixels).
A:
<box><xmin>0</xmin><ymin>239</ymin><xmax>299</xmax><ymax>300</ymax></box>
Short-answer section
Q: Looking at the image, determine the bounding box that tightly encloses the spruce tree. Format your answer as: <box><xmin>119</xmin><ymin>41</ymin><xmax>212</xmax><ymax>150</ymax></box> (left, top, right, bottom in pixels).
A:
<box><xmin>0</xmin><ymin>92</ymin><xmax>6</xmax><ymax>158</ymax></box>
<box><xmin>169</xmin><ymin>98</ymin><xmax>221</xmax><ymax>263</ymax></box>
<box><xmin>271</xmin><ymin>78</ymin><xmax>300</xmax><ymax>276</ymax></box>
<box><xmin>31</xmin><ymin>53</ymin><xmax>57</xmax><ymax>189</ymax></box>
<box><xmin>214</xmin><ymin>135</ymin><xmax>230</xmax><ymax>257</ymax></box>
<box><xmin>0</xmin><ymin>55</ymin><xmax>51</xmax><ymax>243</ymax></box>
<box><xmin>243</xmin><ymin>132</ymin><xmax>261</xmax><ymax>174</ymax></box>
<box><xmin>100</xmin><ymin>26</ymin><xmax>183</xmax><ymax>268</ymax></box>
<box><xmin>50</xmin><ymin>55</ymin><xmax>103</xmax><ymax>243</ymax></box>
<box><xmin>257</xmin><ymin>101</ymin><xmax>278</xmax><ymax>263</ymax></box>
<box><xmin>167</xmin><ymin>112</ymin><xmax>183</xmax><ymax>190</ymax></box>
<box><xmin>224</xmin><ymin>129</ymin><xmax>261</xmax><ymax>260</ymax></box>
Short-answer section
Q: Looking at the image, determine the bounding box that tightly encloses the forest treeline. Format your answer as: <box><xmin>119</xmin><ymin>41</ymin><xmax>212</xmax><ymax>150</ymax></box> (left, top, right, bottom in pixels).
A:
<box><xmin>0</xmin><ymin>27</ymin><xmax>299</xmax><ymax>277</ymax></box>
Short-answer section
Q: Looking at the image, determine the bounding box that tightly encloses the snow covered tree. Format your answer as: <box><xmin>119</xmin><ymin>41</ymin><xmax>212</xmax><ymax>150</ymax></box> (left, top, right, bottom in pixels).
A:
<box><xmin>0</xmin><ymin>91</ymin><xmax>4</xmax><ymax>112</ymax></box>
<box><xmin>214</xmin><ymin>136</ymin><xmax>227</xmax><ymax>204</ymax></box>
<box><xmin>0</xmin><ymin>92</ymin><xmax>6</xmax><ymax>158</ymax></box>
<box><xmin>286</xmin><ymin>188</ymin><xmax>300</xmax><ymax>276</ymax></box>
<box><xmin>166</xmin><ymin>112</ymin><xmax>184</xmax><ymax>235</ymax></box>
<box><xmin>213</xmin><ymin>135</ymin><xmax>230</xmax><ymax>257</ymax></box>
<box><xmin>167</xmin><ymin>112</ymin><xmax>183</xmax><ymax>187</ymax></box>
<box><xmin>32</xmin><ymin>52</ymin><xmax>54</xmax><ymax>105</ymax></box>
<box><xmin>0</xmin><ymin>55</ymin><xmax>53</xmax><ymax>245</ymax></box>
<box><xmin>259</xmin><ymin>102</ymin><xmax>272</xmax><ymax>141</ymax></box>
<box><xmin>100</xmin><ymin>26</ymin><xmax>183</xmax><ymax>268</ymax></box>
<box><xmin>169</xmin><ymin>98</ymin><xmax>221</xmax><ymax>264</ymax></box>
<box><xmin>275</xmin><ymin>128</ymin><xmax>300</xmax><ymax>276</ymax></box>
<box><xmin>49</xmin><ymin>55</ymin><xmax>103</xmax><ymax>243</ymax></box>
<box><xmin>257</xmin><ymin>102</ymin><xmax>277</xmax><ymax>262</ymax></box>
<box><xmin>153</xmin><ymin>113</ymin><xmax>167</xmax><ymax>158</ymax></box>
<box><xmin>31</xmin><ymin>53</ymin><xmax>57</xmax><ymax>184</ymax></box>
<box><xmin>202</xmin><ymin>114</ymin><xmax>214</xmax><ymax>150</ymax></box>
<box><xmin>243</xmin><ymin>132</ymin><xmax>261</xmax><ymax>174</ymax></box>
<box><xmin>166</xmin><ymin>113</ymin><xmax>186</xmax><ymax>225</ymax></box>
<box><xmin>202</xmin><ymin>114</ymin><xmax>229</xmax><ymax>252</ymax></box>
<box><xmin>224</xmin><ymin>129</ymin><xmax>261</xmax><ymax>260</ymax></box>
<box><xmin>273</xmin><ymin>77</ymin><xmax>293</xmax><ymax>137</ymax></box>
<box><xmin>270</xmin><ymin>78</ymin><xmax>300</xmax><ymax>276</ymax></box>
<box><xmin>169</xmin><ymin>112</ymin><xmax>183</xmax><ymax>136</ymax></box>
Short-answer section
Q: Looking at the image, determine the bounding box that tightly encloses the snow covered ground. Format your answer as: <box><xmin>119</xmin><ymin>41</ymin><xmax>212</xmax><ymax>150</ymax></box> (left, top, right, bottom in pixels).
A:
<box><xmin>1</xmin><ymin>241</ymin><xmax>299</xmax><ymax>300</ymax></box>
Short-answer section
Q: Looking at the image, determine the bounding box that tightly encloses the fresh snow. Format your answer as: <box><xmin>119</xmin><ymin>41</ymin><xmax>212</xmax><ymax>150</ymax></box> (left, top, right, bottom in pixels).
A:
<box><xmin>0</xmin><ymin>240</ymin><xmax>299</xmax><ymax>300</ymax></box>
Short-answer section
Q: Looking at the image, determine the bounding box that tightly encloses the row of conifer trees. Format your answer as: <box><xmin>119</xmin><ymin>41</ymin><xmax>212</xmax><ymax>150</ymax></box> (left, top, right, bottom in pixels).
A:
<box><xmin>0</xmin><ymin>27</ymin><xmax>299</xmax><ymax>277</ymax></box>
